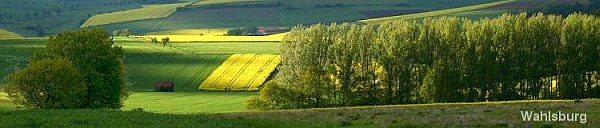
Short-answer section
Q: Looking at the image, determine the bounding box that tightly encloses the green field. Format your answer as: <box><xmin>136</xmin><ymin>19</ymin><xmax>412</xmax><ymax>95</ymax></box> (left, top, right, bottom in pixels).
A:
<box><xmin>0</xmin><ymin>39</ymin><xmax>280</xmax><ymax>91</ymax></box>
<box><xmin>125</xmin><ymin>54</ymin><xmax>227</xmax><ymax>91</ymax></box>
<box><xmin>444</xmin><ymin>9</ymin><xmax>510</xmax><ymax>19</ymax></box>
<box><xmin>118</xmin><ymin>41</ymin><xmax>280</xmax><ymax>54</ymax></box>
<box><xmin>0</xmin><ymin>29</ymin><xmax>23</xmax><ymax>39</ymax></box>
<box><xmin>0</xmin><ymin>0</ymin><xmax>568</xmax><ymax>36</ymax></box>
<box><xmin>0</xmin><ymin>98</ymin><xmax>597</xmax><ymax>127</ymax></box>
<box><xmin>123</xmin><ymin>92</ymin><xmax>256</xmax><ymax>113</ymax></box>
<box><xmin>80</xmin><ymin>2</ymin><xmax>191</xmax><ymax>28</ymax></box>
<box><xmin>98</xmin><ymin>0</ymin><xmax>502</xmax><ymax>34</ymax></box>
<box><xmin>360</xmin><ymin>0</ymin><xmax>516</xmax><ymax>24</ymax></box>
<box><xmin>0</xmin><ymin>91</ymin><xmax>255</xmax><ymax>113</ymax></box>
<box><xmin>192</xmin><ymin>0</ymin><xmax>270</xmax><ymax>6</ymax></box>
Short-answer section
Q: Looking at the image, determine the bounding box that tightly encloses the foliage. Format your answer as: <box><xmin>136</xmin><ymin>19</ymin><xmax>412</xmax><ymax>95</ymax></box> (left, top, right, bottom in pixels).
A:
<box><xmin>246</xmin><ymin>80</ymin><xmax>286</xmax><ymax>110</ymax></box>
<box><xmin>227</xmin><ymin>27</ymin><xmax>259</xmax><ymax>36</ymax></box>
<box><xmin>32</xmin><ymin>29</ymin><xmax>127</xmax><ymax>109</ymax></box>
<box><xmin>1</xmin><ymin>99</ymin><xmax>599</xmax><ymax>127</ymax></box>
<box><xmin>6</xmin><ymin>58</ymin><xmax>87</xmax><ymax>109</ymax></box>
<box><xmin>161</xmin><ymin>37</ymin><xmax>170</xmax><ymax>47</ymax></box>
<box><xmin>0</xmin><ymin>39</ymin><xmax>279</xmax><ymax>91</ymax></box>
<box><xmin>256</xmin><ymin>13</ymin><xmax>600</xmax><ymax>110</ymax></box>
<box><xmin>150</xmin><ymin>37</ymin><xmax>158</xmax><ymax>44</ymax></box>
<box><xmin>112</xmin><ymin>29</ymin><xmax>132</xmax><ymax>37</ymax></box>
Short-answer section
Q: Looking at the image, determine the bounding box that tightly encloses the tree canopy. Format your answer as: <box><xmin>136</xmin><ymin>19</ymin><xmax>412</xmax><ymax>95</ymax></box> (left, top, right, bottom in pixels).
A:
<box><xmin>250</xmin><ymin>13</ymin><xmax>600</xmax><ymax>110</ymax></box>
<box><xmin>31</xmin><ymin>28</ymin><xmax>128</xmax><ymax>109</ymax></box>
<box><xmin>6</xmin><ymin>58</ymin><xmax>87</xmax><ymax>109</ymax></box>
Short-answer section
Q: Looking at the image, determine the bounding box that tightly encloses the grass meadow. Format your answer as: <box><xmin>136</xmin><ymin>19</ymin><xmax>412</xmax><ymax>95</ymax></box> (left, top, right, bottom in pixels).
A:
<box><xmin>0</xmin><ymin>89</ymin><xmax>256</xmax><ymax>114</ymax></box>
<box><xmin>0</xmin><ymin>96</ymin><xmax>597</xmax><ymax>127</ymax></box>
<box><xmin>0</xmin><ymin>29</ymin><xmax>23</xmax><ymax>39</ymax></box>
<box><xmin>122</xmin><ymin>91</ymin><xmax>257</xmax><ymax>113</ymax></box>
<box><xmin>360</xmin><ymin>0</ymin><xmax>517</xmax><ymax>24</ymax></box>
<box><xmin>80</xmin><ymin>2</ymin><xmax>191</xmax><ymax>28</ymax></box>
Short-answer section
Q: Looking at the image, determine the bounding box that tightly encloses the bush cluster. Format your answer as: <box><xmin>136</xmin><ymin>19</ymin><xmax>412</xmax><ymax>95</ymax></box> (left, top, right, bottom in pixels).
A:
<box><xmin>7</xmin><ymin>29</ymin><xmax>127</xmax><ymax>109</ymax></box>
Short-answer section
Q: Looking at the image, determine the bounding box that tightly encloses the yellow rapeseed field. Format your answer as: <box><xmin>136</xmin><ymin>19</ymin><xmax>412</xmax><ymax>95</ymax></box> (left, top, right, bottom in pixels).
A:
<box><xmin>145</xmin><ymin>29</ymin><xmax>229</xmax><ymax>36</ymax></box>
<box><xmin>200</xmin><ymin>54</ymin><xmax>280</xmax><ymax>91</ymax></box>
<box><xmin>133</xmin><ymin>33</ymin><xmax>285</xmax><ymax>42</ymax></box>
<box><xmin>80</xmin><ymin>2</ymin><xmax>191</xmax><ymax>28</ymax></box>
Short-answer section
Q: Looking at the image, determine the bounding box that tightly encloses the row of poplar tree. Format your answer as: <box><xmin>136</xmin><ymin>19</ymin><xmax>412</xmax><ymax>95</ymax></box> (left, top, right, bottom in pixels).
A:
<box><xmin>247</xmin><ymin>13</ymin><xmax>600</xmax><ymax>110</ymax></box>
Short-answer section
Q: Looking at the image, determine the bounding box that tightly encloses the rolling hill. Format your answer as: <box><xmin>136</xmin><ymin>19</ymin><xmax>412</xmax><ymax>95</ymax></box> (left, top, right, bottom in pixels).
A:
<box><xmin>0</xmin><ymin>0</ymin><xmax>143</xmax><ymax>36</ymax></box>
<box><xmin>0</xmin><ymin>1</ymin><xmax>598</xmax><ymax>128</ymax></box>
<box><xmin>95</xmin><ymin>0</ymin><xmax>504</xmax><ymax>34</ymax></box>
<box><xmin>360</xmin><ymin>0</ymin><xmax>517</xmax><ymax>24</ymax></box>
<box><xmin>80</xmin><ymin>2</ymin><xmax>191</xmax><ymax>28</ymax></box>
<box><xmin>0</xmin><ymin>0</ymin><xmax>586</xmax><ymax>36</ymax></box>
<box><xmin>0</xmin><ymin>28</ymin><xmax>22</xmax><ymax>39</ymax></box>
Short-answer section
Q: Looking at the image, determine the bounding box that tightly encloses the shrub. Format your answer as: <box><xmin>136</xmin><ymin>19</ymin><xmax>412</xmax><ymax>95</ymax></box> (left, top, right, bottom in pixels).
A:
<box><xmin>245</xmin><ymin>96</ymin><xmax>265</xmax><ymax>110</ymax></box>
<box><xmin>226</xmin><ymin>27</ymin><xmax>258</xmax><ymax>36</ymax></box>
<box><xmin>6</xmin><ymin>58</ymin><xmax>87</xmax><ymax>109</ymax></box>
<box><xmin>32</xmin><ymin>28</ymin><xmax>128</xmax><ymax>109</ymax></box>
<box><xmin>246</xmin><ymin>80</ymin><xmax>285</xmax><ymax>110</ymax></box>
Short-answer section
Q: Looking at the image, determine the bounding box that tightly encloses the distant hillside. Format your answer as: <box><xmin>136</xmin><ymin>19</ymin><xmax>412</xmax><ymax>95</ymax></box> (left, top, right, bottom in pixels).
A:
<box><xmin>0</xmin><ymin>28</ymin><xmax>23</xmax><ymax>39</ymax></box>
<box><xmin>80</xmin><ymin>2</ymin><xmax>191</xmax><ymax>28</ymax></box>
<box><xmin>0</xmin><ymin>0</ymin><xmax>195</xmax><ymax>37</ymax></box>
<box><xmin>97</xmin><ymin>0</ymin><xmax>503</xmax><ymax>34</ymax></box>
<box><xmin>0</xmin><ymin>0</ymin><xmax>588</xmax><ymax>36</ymax></box>
<box><xmin>360</xmin><ymin>0</ymin><xmax>516</xmax><ymax>24</ymax></box>
<box><xmin>0</xmin><ymin>0</ymin><xmax>143</xmax><ymax>36</ymax></box>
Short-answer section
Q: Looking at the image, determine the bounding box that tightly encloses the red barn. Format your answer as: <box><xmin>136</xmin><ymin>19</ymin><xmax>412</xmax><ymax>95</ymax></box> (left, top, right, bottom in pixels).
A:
<box><xmin>155</xmin><ymin>81</ymin><xmax>175</xmax><ymax>92</ymax></box>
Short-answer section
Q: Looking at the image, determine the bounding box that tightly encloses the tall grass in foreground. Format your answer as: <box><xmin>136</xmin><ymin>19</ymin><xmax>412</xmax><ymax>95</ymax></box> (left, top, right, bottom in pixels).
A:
<box><xmin>1</xmin><ymin>99</ymin><xmax>598</xmax><ymax>127</ymax></box>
